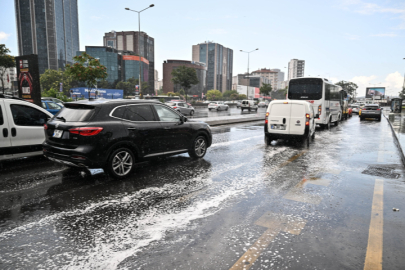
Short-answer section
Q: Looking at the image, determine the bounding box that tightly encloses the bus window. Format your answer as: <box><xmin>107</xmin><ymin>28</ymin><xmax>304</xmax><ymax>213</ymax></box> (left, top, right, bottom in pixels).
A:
<box><xmin>288</xmin><ymin>78</ymin><xmax>323</xmax><ymax>100</ymax></box>
<box><xmin>325</xmin><ymin>84</ymin><xmax>331</xmax><ymax>100</ymax></box>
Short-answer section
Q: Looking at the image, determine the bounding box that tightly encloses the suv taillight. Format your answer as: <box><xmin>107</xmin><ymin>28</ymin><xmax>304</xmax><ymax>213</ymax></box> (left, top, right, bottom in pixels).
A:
<box><xmin>44</xmin><ymin>124</ymin><xmax>48</xmax><ymax>130</ymax></box>
<box><xmin>69</xmin><ymin>127</ymin><xmax>103</xmax><ymax>136</ymax></box>
<box><xmin>265</xmin><ymin>112</ymin><xmax>269</xmax><ymax>124</ymax></box>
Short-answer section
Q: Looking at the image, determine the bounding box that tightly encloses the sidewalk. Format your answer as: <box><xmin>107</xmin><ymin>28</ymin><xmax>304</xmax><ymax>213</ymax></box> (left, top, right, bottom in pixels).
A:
<box><xmin>192</xmin><ymin>113</ymin><xmax>265</xmax><ymax>126</ymax></box>
<box><xmin>383</xmin><ymin>110</ymin><xmax>405</xmax><ymax>165</ymax></box>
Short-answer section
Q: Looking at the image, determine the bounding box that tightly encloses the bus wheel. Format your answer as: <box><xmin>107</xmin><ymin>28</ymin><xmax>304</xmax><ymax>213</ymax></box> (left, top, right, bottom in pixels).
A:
<box><xmin>335</xmin><ymin>118</ymin><xmax>339</xmax><ymax>126</ymax></box>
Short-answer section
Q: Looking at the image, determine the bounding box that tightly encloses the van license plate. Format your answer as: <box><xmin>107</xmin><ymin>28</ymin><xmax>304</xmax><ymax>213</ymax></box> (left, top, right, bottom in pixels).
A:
<box><xmin>53</xmin><ymin>130</ymin><xmax>63</xmax><ymax>138</ymax></box>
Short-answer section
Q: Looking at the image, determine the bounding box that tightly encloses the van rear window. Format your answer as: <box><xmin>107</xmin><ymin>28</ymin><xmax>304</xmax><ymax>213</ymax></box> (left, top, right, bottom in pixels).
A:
<box><xmin>55</xmin><ymin>107</ymin><xmax>95</xmax><ymax>122</ymax></box>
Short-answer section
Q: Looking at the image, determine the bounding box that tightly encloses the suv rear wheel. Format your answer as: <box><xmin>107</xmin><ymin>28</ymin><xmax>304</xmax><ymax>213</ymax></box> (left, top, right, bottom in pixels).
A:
<box><xmin>106</xmin><ymin>148</ymin><xmax>135</xmax><ymax>179</ymax></box>
<box><xmin>189</xmin><ymin>136</ymin><xmax>207</xmax><ymax>158</ymax></box>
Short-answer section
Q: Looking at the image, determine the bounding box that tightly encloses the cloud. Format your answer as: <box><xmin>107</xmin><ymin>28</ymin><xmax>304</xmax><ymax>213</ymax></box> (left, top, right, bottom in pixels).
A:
<box><xmin>349</xmin><ymin>73</ymin><xmax>404</xmax><ymax>96</ymax></box>
<box><xmin>384</xmin><ymin>72</ymin><xmax>404</xmax><ymax>96</ymax></box>
<box><xmin>370</xmin><ymin>33</ymin><xmax>398</xmax><ymax>37</ymax></box>
<box><xmin>340</xmin><ymin>0</ymin><xmax>405</xmax><ymax>15</ymax></box>
<box><xmin>350</xmin><ymin>75</ymin><xmax>377</xmax><ymax>95</ymax></box>
<box><xmin>0</xmin><ymin>32</ymin><xmax>10</xmax><ymax>42</ymax></box>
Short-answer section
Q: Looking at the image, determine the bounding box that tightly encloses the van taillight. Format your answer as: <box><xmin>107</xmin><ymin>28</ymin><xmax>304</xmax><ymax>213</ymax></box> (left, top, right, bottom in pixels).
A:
<box><xmin>265</xmin><ymin>112</ymin><xmax>269</xmax><ymax>124</ymax></box>
<box><xmin>69</xmin><ymin>127</ymin><xmax>103</xmax><ymax>136</ymax></box>
<box><xmin>305</xmin><ymin>113</ymin><xmax>310</xmax><ymax>126</ymax></box>
<box><xmin>44</xmin><ymin>124</ymin><xmax>48</xmax><ymax>130</ymax></box>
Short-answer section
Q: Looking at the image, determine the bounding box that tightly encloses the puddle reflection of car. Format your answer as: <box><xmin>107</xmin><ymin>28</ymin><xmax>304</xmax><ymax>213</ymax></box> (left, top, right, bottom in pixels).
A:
<box><xmin>165</xmin><ymin>101</ymin><xmax>195</xmax><ymax>116</ymax></box>
<box><xmin>359</xmin><ymin>104</ymin><xmax>382</xmax><ymax>121</ymax></box>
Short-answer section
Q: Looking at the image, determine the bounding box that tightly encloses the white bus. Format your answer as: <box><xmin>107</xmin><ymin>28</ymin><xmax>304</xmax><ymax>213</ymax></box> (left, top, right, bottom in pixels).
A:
<box><xmin>288</xmin><ymin>77</ymin><xmax>343</xmax><ymax>129</ymax></box>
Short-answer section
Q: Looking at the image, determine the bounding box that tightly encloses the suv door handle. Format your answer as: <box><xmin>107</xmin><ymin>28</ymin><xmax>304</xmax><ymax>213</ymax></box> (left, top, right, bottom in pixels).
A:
<box><xmin>3</xmin><ymin>128</ymin><xmax>8</xmax><ymax>138</ymax></box>
<box><xmin>127</xmin><ymin>127</ymin><xmax>137</xmax><ymax>130</ymax></box>
<box><xmin>11</xmin><ymin>127</ymin><xmax>16</xmax><ymax>137</ymax></box>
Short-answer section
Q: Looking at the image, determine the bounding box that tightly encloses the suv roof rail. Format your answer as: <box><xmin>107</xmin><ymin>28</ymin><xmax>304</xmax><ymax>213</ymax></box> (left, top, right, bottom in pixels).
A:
<box><xmin>0</xmin><ymin>94</ymin><xmax>28</xmax><ymax>102</ymax></box>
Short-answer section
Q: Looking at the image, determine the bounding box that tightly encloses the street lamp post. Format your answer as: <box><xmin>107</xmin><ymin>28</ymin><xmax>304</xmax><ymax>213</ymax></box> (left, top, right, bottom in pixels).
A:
<box><xmin>240</xmin><ymin>48</ymin><xmax>258</xmax><ymax>99</ymax></box>
<box><xmin>125</xmin><ymin>4</ymin><xmax>154</xmax><ymax>99</ymax></box>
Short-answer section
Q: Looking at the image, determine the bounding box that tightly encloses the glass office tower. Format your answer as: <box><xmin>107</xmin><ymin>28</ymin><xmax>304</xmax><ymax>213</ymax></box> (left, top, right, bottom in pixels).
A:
<box><xmin>15</xmin><ymin>0</ymin><xmax>80</xmax><ymax>74</ymax></box>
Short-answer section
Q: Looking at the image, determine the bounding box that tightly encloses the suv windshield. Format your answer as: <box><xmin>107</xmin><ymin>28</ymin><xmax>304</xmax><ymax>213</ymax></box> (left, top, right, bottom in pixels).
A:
<box><xmin>288</xmin><ymin>78</ymin><xmax>323</xmax><ymax>100</ymax></box>
<box><xmin>56</xmin><ymin>106</ymin><xmax>96</xmax><ymax>122</ymax></box>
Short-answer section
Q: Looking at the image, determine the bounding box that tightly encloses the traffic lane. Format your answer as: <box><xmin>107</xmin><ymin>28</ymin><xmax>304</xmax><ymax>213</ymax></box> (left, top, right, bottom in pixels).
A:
<box><xmin>0</xmin><ymin>122</ymin><xmax>279</xmax><ymax>269</ymax></box>
<box><xmin>117</xmin><ymin>117</ymin><xmax>405</xmax><ymax>269</ymax></box>
<box><xmin>1</xmin><ymin>118</ymin><xmax>404</xmax><ymax>269</ymax></box>
<box><xmin>191</xmin><ymin>106</ymin><xmax>267</xmax><ymax>119</ymax></box>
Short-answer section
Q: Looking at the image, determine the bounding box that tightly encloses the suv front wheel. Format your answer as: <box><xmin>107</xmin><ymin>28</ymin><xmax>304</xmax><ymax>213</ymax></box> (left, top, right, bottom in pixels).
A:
<box><xmin>106</xmin><ymin>148</ymin><xmax>135</xmax><ymax>178</ymax></box>
<box><xmin>189</xmin><ymin>136</ymin><xmax>207</xmax><ymax>158</ymax></box>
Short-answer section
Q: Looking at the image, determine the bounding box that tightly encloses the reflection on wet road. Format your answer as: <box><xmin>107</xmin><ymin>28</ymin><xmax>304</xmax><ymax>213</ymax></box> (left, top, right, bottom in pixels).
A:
<box><xmin>1</xmin><ymin>115</ymin><xmax>405</xmax><ymax>269</ymax></box>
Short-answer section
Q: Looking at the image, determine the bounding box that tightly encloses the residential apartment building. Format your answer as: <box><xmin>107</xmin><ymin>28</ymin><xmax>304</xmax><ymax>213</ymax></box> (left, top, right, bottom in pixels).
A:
<box><xmin>163</xmin><ymin>60</ymin><xmax>206</xmax><ymax>96</ymax></box>
<box><xmin>251</xmin><ymin>68</ymin><xmax>282</xmax><ymax>90</ymax></box>
<box><xmin>192</xmin><ymin>42</ymin><xmax>233</xmax><ymax>92</ymax></box>
<box><xmin>15</xmin><ymin>0</ymin><xmax>80</xmax><ymax>74</ymax></box>
<box><xmin>0</xmin><ymin>67</ymin><xmax>18</xmax><ymax>95</ymax></box>
<box><xmin>288</xmin><ymin>59</ymin><xmax>305</xmax><ymax>80</ymax></box>
<box><xmin>232</xmin><ymin>73</ymin><xmax>271</xmax><ymax>89</ymax></box>
<box><xmin>103</xmin><ymin>31</ymin><xmax>155</xmax><ymax>95</ymax></box>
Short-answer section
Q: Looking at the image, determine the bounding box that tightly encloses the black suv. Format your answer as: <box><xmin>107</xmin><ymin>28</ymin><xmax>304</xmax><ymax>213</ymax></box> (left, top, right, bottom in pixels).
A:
<box><xmin>43</xmin><ymin>100</ymin><xmax>212</xmax><ymax>178</ymax></box>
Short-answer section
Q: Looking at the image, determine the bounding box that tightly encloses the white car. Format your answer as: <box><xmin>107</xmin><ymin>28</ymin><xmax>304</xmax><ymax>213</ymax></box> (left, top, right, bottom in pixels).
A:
<box><xmin>258</xmin><ymin>101</ymin><xmax>267</xmax><ymax>108</ymax></box>
<box><xmin>0</xmin><ymin>95</ymin><xmax>53</xmax><ymax>161</ymax></box>
<box><xmin>350</xmin><ymin>104</ymin><xmax>360</xmax><ymax>114</ymax></box>
<box><xmin>208</xmin><ymin>101</ymin><xmax>229</xmax><ymax>111</ymax></box>
<box><xmin>240</xmin><ymin>100</ymin><xmax>258</xmax><ymax>112</ymax></box>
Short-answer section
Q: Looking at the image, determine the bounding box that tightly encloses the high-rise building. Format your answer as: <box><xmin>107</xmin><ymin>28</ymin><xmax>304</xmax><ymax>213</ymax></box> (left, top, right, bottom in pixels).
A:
<box><xmin>192</xmin><ymin>42</ymin><xmax>233</xmax><ymax>92</ymax></box>
<box><xmin>288</xmin><ymin>59</ymin><xmax>305</xmax><ymax>80</ymax></box>
<box><xmin>14</xmin><ymin>0</ymin><xmax>80</xmax><ymax>74</ymax></box>
<box><xmin>103</xmin><ymin>31</ymin><xmax>155</xmax><ymax>95</ymax></box>
<box><xmin>79</xmin><ymin>46</ymin><xmax>149</xmax><ymax>86</ymax></box>
<box><xmin>163</xmin><ymin>60</ymin><xmax>206</xmax><ymax>96</ymax></box>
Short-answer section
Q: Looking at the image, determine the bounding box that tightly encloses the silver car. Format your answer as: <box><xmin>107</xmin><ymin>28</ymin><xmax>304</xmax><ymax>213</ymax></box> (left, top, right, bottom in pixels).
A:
<box><xmin>208</xmin><ymin>101</ymin><xmax>229</xmax><ymax>111</ymax></box>
<box><xmin>165</xmin><ymin>102</ymin><xmax>195</xmax><ymax>116</ymax></box>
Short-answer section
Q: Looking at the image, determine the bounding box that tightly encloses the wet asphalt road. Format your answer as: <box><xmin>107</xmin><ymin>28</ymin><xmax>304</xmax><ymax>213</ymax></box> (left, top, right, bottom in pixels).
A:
<box><xmin>1</xmin><ymin>114</ymin><xmax>405</xmax><ymax>269</ymax></box>
<box><xmin>189</xmin><ymin>106</ymin><xmax>267</xmax><ymax>119</ymax></box>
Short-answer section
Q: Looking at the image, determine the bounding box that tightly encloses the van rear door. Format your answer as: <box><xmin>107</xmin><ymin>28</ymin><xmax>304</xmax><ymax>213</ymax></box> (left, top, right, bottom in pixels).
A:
<box><xmin>289</xmin><ymin>103</ymin><xmax>306</xmax><ymax>135</ymax></box>
<box><xmin>268</xmin><ymin>103</ymin><xmax>291</xmax><ymax>133</ymax></box>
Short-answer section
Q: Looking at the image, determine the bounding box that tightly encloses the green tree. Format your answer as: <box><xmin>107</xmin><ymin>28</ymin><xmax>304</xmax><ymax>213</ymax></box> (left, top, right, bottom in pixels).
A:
<box><xmin>206</xmin><ymin>90</ymin><xmax>222</xmax><ymax>101</ymax></box>
<box><xmin>97</xmin><ymin>80</ymin><xmax>111</xmax><ymax>89</ymax></box>
<box><xmin>223</xmin><ymin>90</ymin><xmax>239</xmax><ymax>99</ymax></box>
<box><xmin>238</xmin><ymin>94</ymin><xmax>247</xmax><ymax>100</ymax></box>
<box><xmin>399</xmin><ymin>87</ymin><xmax>405</xmax><ymax>99</ymax></box>
<box><xmin>65</xmin><ymin>52</ymin><xmax>107</xmax><ymax>99</ymax></box>
<box><xmin>171</xmin><ymin>65</ymin><xmax>199</xmax><ymax>103</ymax></box>
<box><xmin>0</xmin><ymin>44</ymin><xmax>15</xmax><ymax>94</ymax></box>
<box><xmin>260</xmin><ymin>83</ymin><xmax>272</xmax><ymax>97</ymax></box>
<box><xmin>42</xmin><ymin>88</ymin><xmax>73</xmax><ymax>102</ymax></box>
<box><xmin>230</xmin><ymin>93</ymin><xmax>239</xmax><ymax>100</ymax></box>
<box><xmin>116</xmin><ymin>81</ymin><xmax>133</xmax><ymax>97</ymax></box>
<box><xmin>336</xmin><ymin>80</ymin><xmax>358</xmax><ymax>98</ymax></box>
<box><xmin>40</xmin><ymin>69</ymin><xmax>77</xmax><ymax>95</ymax></box>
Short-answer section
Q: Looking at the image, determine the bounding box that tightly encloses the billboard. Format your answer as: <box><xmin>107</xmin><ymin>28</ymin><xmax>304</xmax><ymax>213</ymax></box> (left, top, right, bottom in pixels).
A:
<box><xmin>236</xmin><ymin>85</ymin><xmax>260</xmax><ymax>99</ymax></box>
<box><xmin>70</xmin><ymin>87</ymin><xmax>124</xmax><ymax>99</ymax></box>
<box><xmin>15</xmin><ymin>54</ymin><xmax>41</xmax><ymax>106</ymax></box>
<box><xmin>366</xmin><ymin>87</ymin><xmax>385</xmax><ymax>99</ymax></box>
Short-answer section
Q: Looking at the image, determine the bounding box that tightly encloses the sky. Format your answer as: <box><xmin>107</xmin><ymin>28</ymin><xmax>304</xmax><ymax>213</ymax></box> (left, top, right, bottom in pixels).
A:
<box><xmin>0</xmin><ymin>0</ymin><xmax>404</xmax><ymax>96</ymax></box>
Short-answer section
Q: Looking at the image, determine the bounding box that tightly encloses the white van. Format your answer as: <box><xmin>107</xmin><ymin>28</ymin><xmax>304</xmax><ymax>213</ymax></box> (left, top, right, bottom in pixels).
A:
<box><xmin>264</xmin><ymin>100</ymin><xmax>317</xmax><ymax>145</ymax></box>
<box><xmin>240</xmin><ymin>100</ymin><xmax>258</xmax><ymax>112</ymax></box>
<box><xmin>0</xmin><ymin>95</ymin><xmax>53</xmax><ymax>161</ymax></box>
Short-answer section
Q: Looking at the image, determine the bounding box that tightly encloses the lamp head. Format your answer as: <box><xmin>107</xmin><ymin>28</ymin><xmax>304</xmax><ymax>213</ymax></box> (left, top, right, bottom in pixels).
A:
<box><xmin>256</xmin><ymin>48</ymin><xmax>259</xmax><ymax>50</ymax></box>
<box><xmin>150</xmin><ymin>4</ymin><xmax>154</xmax><ymax>7</ymax></box>
<box><xmin>125</xmin><ymin>7</ymin><xmax>130</xmax><ymax>10</ymax></box>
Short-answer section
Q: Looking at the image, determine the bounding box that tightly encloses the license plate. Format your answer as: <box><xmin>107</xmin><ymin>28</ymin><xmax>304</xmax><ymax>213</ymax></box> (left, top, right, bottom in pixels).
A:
<box><xmin>271</xmin><ymin>125</ymin><xmax>286</xmax><ymax>130</ymax></box>
<box><xmin>53</xmin><ymin>129</ymin><xmax>63</xmax><ymax>138</ymax></box>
